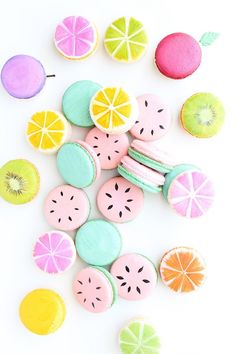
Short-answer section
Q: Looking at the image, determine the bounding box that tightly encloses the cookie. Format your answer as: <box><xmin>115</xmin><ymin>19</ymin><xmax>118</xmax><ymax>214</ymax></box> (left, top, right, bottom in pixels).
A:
<box><xmin>75</xmin><ymin>219</ymin><xmax>122</xmax><ymax>266</ymax></box>
<box><xmin>110</xmin><ymin>253</ymin><xmax>157</xmax><ymax>300</ymax></box>
<box><xmin>118</xmin><ymin>156</ymin><xmax>165</xmax><ymax>193</ymax></box>
<box><xmin>57</xmin><ymin>140</ymin><xmax>101</xmax><ymax>188</ymax></box>
<box><xmin>159</xmin><ymin>247</ymin><xmax>206</xmax><ymax>292</ymax></box>
<box><xmin>155</xmin><ymin>33</ymin><xmax>202</xmax><ymax>79</ymax></box>
<box><xmin>130</xmin><ymin>94</ymin><xmax>172</xmax><ymax>141</ymax></box>
<box><xmin>97</xmin><ymin>177</ymin><xmax>144</xmax><ymax>223</ymax></box>
<box><xmin>85</xmin><ymin>127</ymin><xmax>129</xmax><ymax>169</ymax></box>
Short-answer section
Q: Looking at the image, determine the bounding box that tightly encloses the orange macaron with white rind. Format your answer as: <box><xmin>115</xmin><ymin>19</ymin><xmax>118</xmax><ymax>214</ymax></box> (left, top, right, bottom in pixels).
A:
<box><xmin>90</xmin><ymin>87</ymin><xmax>138</xmax><ymax>134</ymax></box>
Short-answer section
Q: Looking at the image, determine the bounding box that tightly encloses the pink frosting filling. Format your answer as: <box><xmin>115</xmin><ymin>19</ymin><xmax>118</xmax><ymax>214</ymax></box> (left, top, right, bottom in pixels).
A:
<box><xmin>131</xmin><ymin>140</ymin><xmax>175</xmax><ymax>166</ymax></box>
<box><xmin>75</xmin><ymin>139</ymin><xmax>101</xmax><ymax>180</ymax></box>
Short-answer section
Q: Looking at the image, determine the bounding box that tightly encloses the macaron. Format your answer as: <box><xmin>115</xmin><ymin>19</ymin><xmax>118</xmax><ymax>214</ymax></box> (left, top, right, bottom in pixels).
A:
<box><xmin>44</xmin><ymin>184</ymin><xmax>90</xmax><ymax>231</ymax></box>
<box><xmin>163</xmin><ymin>164</ymin><xmax>214</xmax><ymax>218</ymax></box>
<box><xmin>159</xmin><ymin>247</ymin><xmax>206</xmax><ymax>293</ymax></box>
<box><xmin>57</xmin><ymin>140</ymin><xmax>101</xmax><ymax>188</ymax></box>
<box><xmin>97</xmin><ymin>177</ymin><xmax>144</xmax><ymax>223</ymax></box>
<box><xmin>54</xmin><ymin>16</ymin><xmax>98</xmax><ymax>60</ymax></box>
<box><xmin>155</xmin><ymin>33</ymin><xmax>202</xmax><ymax>79</ymax></box>
<box><xmin>85</xmin><ymin>127</ymin><xmax>130</xmax><ymax>169</ymax></box>
<box><xmin>75</xmin><ymin>219</ymin><xmax>122</xmax><ymax>266</ymax></box>
<box><xmin>129</xmin><ymin>139</ymin><xmax>175</xmax><ymax>174</ymax></box>
<box><xmin>90</xmin><ymin>87</ymin><xmax>138</xmax><ymax>134</ymax></box>
<box><xmin>130</xmin><ymin>94</ymin><xmax>172</xmax><ymax>141</ymax></box>
<box><xmin>19</xmin><ymin>289</ymin><xmax>66</xmax><ymax>334</ymax></box>
<box><xmin>110</xmin><ymin>253</ymin><xmax>157</xmax><ymax>301</ymax></box>
<box><xmin>118</xmin><ymin>156</ymin><xmax>165</xmax><ymax>193</ymax></box>
<box><xmin>1</xmin><ymin>55</ymin><xmax>47</xmax><ymax>99</ymax></box>
<box><xmin>26</xmin><ymin>111</ymin><xmax>71</xmax><ymax>153</ymax></box>
<box><xmin>33</xmin><ymin>230</ymin><xmax>76</xmax><ymax>274</ymax></box>
<box><xmin>62</xmin><ymin>80</ymin><xmax>102</xmax><ymax>127</ymax></box>
<box><xmin>73</xmin><ymin>266</ymin><xmax>117</xmax><ymax>313</ymax></box>
<box><xmin>180</xmin><ymin>92</ymin><xmax>225</xmax><ymax>138</ymax></box>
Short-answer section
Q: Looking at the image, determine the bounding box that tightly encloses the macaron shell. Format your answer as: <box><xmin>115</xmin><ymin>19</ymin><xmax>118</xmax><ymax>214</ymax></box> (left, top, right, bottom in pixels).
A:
<box><xmin>44</xmin><ymin>184</ymin><xmax>90</xmax><ymax>231</ymax></box>
<box><xmin>97</xmin><ymin>177</ymin><xmax>144</xmax><ymax>223</ymax></box>
<box><xmin>74</xmin><ymin>139</ymin><xmax>101</xmax><ymax>181</ymax></box>
<box><xmin>85</xmin><ymin>127</ymin><xmax>129</xmax><ymax>169</ymax></box>
<box><xmin>131</xmin><ymin>140</ymin><xmax>175</xmax><ymax>166</ymax></box>
<box><xmin>130</xmin><ymin>94</ymin><xmax>172</xmax><ymax>141</ymax></box>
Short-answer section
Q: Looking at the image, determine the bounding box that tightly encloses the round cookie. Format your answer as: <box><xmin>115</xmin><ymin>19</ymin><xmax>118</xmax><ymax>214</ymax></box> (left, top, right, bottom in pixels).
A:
<box><xmin>57</xmin><ymin>140</ymin><xmax>101</xmax><ymax>188</ymax></box>
<box><xmin>73</xmin><ymin>266</ymin><xmax>117</xmax><ymax>313</ymax></box>
<box><xmin>130</xmin><ymin>94</ymin><xmax>172</xmax><ymax>141</ymax></box>
<box><xmin>104</xmin><ymin>16</ymin><xmax>148</xmax><ymax>63</ymax></box>
<box><xmin>44</xmin><ymin>184</ymin><xmax>90</xmax><ymax>231</ymax></box>
<box><xmin>90</xmin><ymin>87</ymin><xmax>138</xmax><ymax>134</ymax></box>
<box><xmin>33</xmin><ymin>230</ymin><xmax>76</xmax><ymax>274</ymax></box>
<box><xmin>155</xmin><ymin>33</ymin><xmax>202</xmax><ymax>79</ymax></box>
<box><xmin>75</xmin><ymin>219</ymin><xmax>122</xmax><ymax>266</ymax></box>
<box><xmin>62</xmin><ymin>80</ymin><xmax>102</xmax><ymax>127</ymax></box>
<box><xmin>19</xmin><ymin>289</ymin><xmax>66</xmax><ymax>334</ymax></box>
<box><xmin>0</xmin><ymin>159</ymin><xmax>40</xmax><ymax>204</ymax></box>
<box><xmin>180</xmin><ymin>92</ymin><xmax>225</xmax><ymax>138</ymax></box>
<box><xmin>97</xmin><ymin>177</ymin><xmax>144</xmax><ymax>223</ymax></box>
<box><xmin>1</xmin><ymin>55</ymin><xmax>46</xmax><ymax>99</ymax></box>
<box><xmin>54</xmin><ymin>16</ymin><xmax>98</xmax><ymax>60</ymax></box>
<box><xmin>111</xmin><ymin>253</ymin><xmax>157</xmax><ymax>301</ymax></box>
<box><xmin>159</xmin><ymin>247</ymin><xmax>206</xmax><ymax>292</ymax></box>
<box><xmin>85</xmin><ymin>127</ymin><xmax>129</xmax><ymax>169</ymax></box>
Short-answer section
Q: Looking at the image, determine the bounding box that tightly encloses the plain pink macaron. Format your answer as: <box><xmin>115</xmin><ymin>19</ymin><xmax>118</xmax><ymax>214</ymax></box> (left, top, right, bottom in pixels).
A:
<box><xmin>155</xmin><ymin>32</ymin><xmax>202</xmax><ymax>79</ymax></box>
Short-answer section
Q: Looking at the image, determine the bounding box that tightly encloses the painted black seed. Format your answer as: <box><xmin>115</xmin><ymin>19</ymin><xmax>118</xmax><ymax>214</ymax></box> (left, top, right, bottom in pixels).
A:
<box><xmin>125</xmin><ymin>188</ymin><xmax>130</xmax><ymax>193</ymax></box>
<box><xmin>94</xmin><ymin>136</ymin><xmax>98</xmax><ymax>140</ymax></box>
<box><xmin>60</xmin><ymin>191</ymin><xmax>63</xmax><ymax>196</ymax></box>
<box><xmin>125</xmin><ymin>206</ymin><xmax>131</xmax><ymax>212</ymax></box>
<box><xmin>68</xmin><ymin>216</ymin><xmax>72</xmax><ymax>221</ymax></box>
<box><xmin>75</xmin><ymin>208</ymin><xmax>79</xmax><ymax>210</ymax></box>
<box><xmin>97</xmin><ymin>153</ymin><xmax>101</xmax><ymax>157</ymax></box>
<box><xmin>106</xmin><ymin>193</ymin><xmax>112</xmax><ymax>198</ymax></box>
<box><xmin>136</xmin><ymin>286</ymin><xmax>141</xmax><ymax>294</ymax></box>
<box><xmin>58</xmin><ymin>218</ymin><xmax>61</xmax><ymax>223</ymax></box>
<box><xmin>135</xmin><ymin>121</ymin><xmax>139</xmax><ymax>124</ymax></box>
<box><xmin>140</xmin><ymin>128</ymin><xmax>144</xmax><ymax>134</ymax></box>
<box><xmin>115</xmin><ymin>150</ymin><xmax>119</xmax><ymax>153</ymax></box>
<box><xmin>93</xmin><ymin>145</ymin><xmax>98</xmax><ymax>148</ymax></box>
<box><xmin>78</xmin><ymin>280</ymin><xmax>83</xmax><ymax>285</ymax></box>
<box><xmin>52</xmin><ymin>200</ymin><xmax>57</xmax><ymax>203</ymax></box>
<box><xmin>108</xmin><ymin>156</ymin><xmax>111</xmax><ymax>160</ymax></box>
<box><xmin>127</xmin><ymin>199</ymin><xmax>133</xmax><ymax>202</ymax></box>
<box><xmin>96</xmin><ymin>298</ymin><xmax>101</xmax><ymax>301</ymax></box>
<box><xmin>125</xmin><ymin>266</ymin><xmax>130</xmax><ymax>273</ymax></box>
<box><xmin>138</xmin><ymin>266</ymin><xmax>144</xmax><ymax>273</ymax></box>
<box><xmin>116</xmin><ymin>276</ymin><xmax>124</xmax><ymax>280</ymax></box>
<box><xmin>88</xmin><ymin>277</ymin><xmax>91</xmax><ymax>283</ymax></box>
<box><xmin>151</xmin><ymin>130</ymin><xmax>154</xmax><ymax>135</ymax></box>
<box><xmin>108</xmin><ymin>205</ymin><xmax>113</xmax><ymax>210</ymax></box>
<box><xmin>143</xmin><ymin>279</ymin><xmax>150</xmax><ymax>283</ymax></box>
<box><xmin>121</xmin><ymin>282</ymin><xmax>127</xmax><ymax>286</ymax></box>
<box><xmin>70</xmin><ymin>195</ymin><xmax>74</xmax><ymax>200</ymax></box>
<box><xmin>106</xmin><ymin>134</ymin><xmax>109</xmax><ymax>138</ymax></box>
<box><xmin>92</xmin><ymin>302</ymin><xmax>95</xmax><ymax>308</ymax></box>
<box><xmin>158</xmin><ymin>109</ymin><xmax>164</xmax><ymax>113</ymax></box>
<box><xmin>159</xmin><ymin>125</ymin><xmax>164</xmax><ymax>129</ymax></box>
<box><xmin>96</xmin><ymin>287</ymin><xmax>101</xmax><ymax>290</ymax></box>
<box><xmin>145</xmin><ymin>100</ymin><xmax>148</xmax><ymax>107</ymax></box>
<box><xmin>77</xmin><ymin>291</ymin><xmax>82</xmax><ymax>294</ymax></box>
<box><xmin>128</xmin><ymin>286</ymin><xmax>131</xmax><ymax>293</ymax></box>
<box><xmin>50</xmin><ymin>210</ymin><xmax>54</xmax><ymax>213</ymax></box>
<box><xmin>119</xmin><ymin>211</ymin><xmax>122</xmax><ymax>218</ymax></box>
<box><xmin>84</xmin><ymin>298</ymin><xmax>86</xmax><ymax>303</ymax></box>
<box><xmin>115</xmin><ymin>183</ymin><xmax>119</xmax><ymax>191</ymax></box>
<box><xmin>114</xmin><ymin>140</ymin><xmax>119</xmax><ymax>143</ymax></box>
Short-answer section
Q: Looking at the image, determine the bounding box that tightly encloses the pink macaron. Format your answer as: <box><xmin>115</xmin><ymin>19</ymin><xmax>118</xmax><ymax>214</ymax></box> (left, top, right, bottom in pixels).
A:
<box><xmin>155</xmin><ymin>33</ymin><xmax>202</xmax><ymax>79</ymax></box>
<box><xmin>130</xmin><ymin>94</ymin><xmax>172</xmax><ymax>141</ymax></box>
<box><xmin>97</xmin><ymin>177</ymin><xmax>144</xmax><ymax>223</ymax></box>
<box><xmin>85</xmin><ymin>127</ymin><xmax>130</xmax><ymax>169</ymax></box>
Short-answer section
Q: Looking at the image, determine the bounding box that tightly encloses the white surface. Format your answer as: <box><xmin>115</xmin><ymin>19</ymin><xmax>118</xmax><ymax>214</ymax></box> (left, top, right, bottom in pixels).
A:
<box><xmin>0</xmin><ymin>0</ymin><xmax>235</xmax><ymax>353</ymax></box>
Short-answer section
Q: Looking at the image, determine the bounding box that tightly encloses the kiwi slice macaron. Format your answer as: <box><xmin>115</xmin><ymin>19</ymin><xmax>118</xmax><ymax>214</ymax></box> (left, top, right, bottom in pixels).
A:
<box><xmin>180</xmin><ymin>92</ymin><xmax>225</xmax><ymax>138</ymax></box>
<box><xmin>0</xmin><ymin>159</ymin><xmax>40</xmax><ymax>204</ymax></box>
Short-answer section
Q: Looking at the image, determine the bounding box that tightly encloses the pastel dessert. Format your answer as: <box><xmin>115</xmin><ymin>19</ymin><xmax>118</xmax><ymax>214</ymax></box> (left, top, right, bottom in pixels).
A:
<box><xmin>62</xmin><ymin>80</ymin><xmax>102</xmax><ymax>127</ymax></box>
<box><xmin>104</xmin><ymin>16</ymin><xmax>148</xmax><ymax>62</ymax></box>
<box><xmin>159</xmin><ymin>247</ymin><xmax>206</xmax><ymax>292</ymax></box>
<box><xmin>111</xmin><ymin>253</ymin><xmax>157</xmax><ymax>301</ymax></box>
<box><xmin>180</xmin><ymin>92</ymin><xmax>225</xmax><ymax>138</ymax></box>
<box><xmin>130</xmin><ymin>94</ymin><xmax>172</xmax><ymax>141</ymax></box>
<box><xmin>26</xmin><ymin>111</ymin><xmax>71</xmax><ymax>153</ymax></box>
<box><xmin>119</xmin><ymin>319</ymin><xmax>161</xmax><ymax>354</ymax></box>
<box><xmin>33</xmin><ymin>230</ymin><xmax>76</xmax><ymax>274</ymax></box>
<box><xmin>19</xmin><ymin>289</ymin><xmax>66</xmax><ymax>335</ymax></box>
<box><xmin>1</xmin><ymin>55</ymin><xmax>47</xmax><ymax>99</ymax></box>
<box><xmin>90</xmin><ymin>87</ymin><xmax>138</xmax><ymax>134</ymax></box>
<box><xmin>97</xmin><ymin>177</ymin><xmax>144</xmax><ymax>223</ymax></box>
<box><xmin>85</xmin><ymin>127</ymin><xmax>129</xmax><ymax>169</ymax></box>
<box><xmin>54</xmin><ymin>16</ymin><xmax>98</xmax><ymax>60</ymax></box>
<box><xmin>155</xmin><ymin>33</ymin><xmax>202</xmax><ymax>79</ymax></box>
<box><xmin>75</xmin><ymin>219</ymin><xmax>122</xmax><ymax>266</ymax></box>
<box><xmin>0</xmin><ymin>159</ymin><xmax>40</xmax><ymax>204</ymax></box>
<box><xmin>129</xmin><ymin>139</ymin><xmax>175</xmax><ymax>174</ymax></box>
<box><xmin>118</xmin><ymin>156</ymin><xmax>165</xmax><ymax>193</ymax></box>
<box><xmin>73</xmin><ymin>266</ymin><xmax>117</xmax><ymax>313</ymax></box>
<box><xmin>57</xmin><ymin>140</ymin><xmax>101</xmax><ymax>188</ymax></box>
<box><xmin>44</xmin><ymin>184</ymin><xmax>90</xmax><ymax>231</ymax></box>
<box><xmin>163</xmin><ymin>164</ymin><xmax>214</xmax><ymax>218</ymax></box>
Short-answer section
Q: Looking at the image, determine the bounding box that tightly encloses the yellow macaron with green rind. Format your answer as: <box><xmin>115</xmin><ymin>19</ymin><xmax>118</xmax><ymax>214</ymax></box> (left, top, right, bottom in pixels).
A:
<box><xmin>180</xmin><ymin>92</ymin><xmax>225</xmax><ymax>138</ymax></box>
<box><xmin>104</xmin><ymin>17</ymin><xmax>148</xmax><ymax>62</ymax></box>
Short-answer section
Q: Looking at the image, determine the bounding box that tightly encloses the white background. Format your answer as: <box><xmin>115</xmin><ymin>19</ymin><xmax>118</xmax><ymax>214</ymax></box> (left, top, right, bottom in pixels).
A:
<box><xmin>0</xmin><ymin>0</ymin><xmax>235</xmax><ymax>353</ymax></box>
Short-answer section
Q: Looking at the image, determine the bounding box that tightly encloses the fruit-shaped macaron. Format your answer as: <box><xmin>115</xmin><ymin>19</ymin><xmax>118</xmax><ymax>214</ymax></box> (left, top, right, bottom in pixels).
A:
<box><xmin>19</xmin><ymin>289</ymin><xmax>66</xmax><ymax>334</ymax></box>
<box><xmin>104</xmin><ymin>16</ymin><xmax>148</xmax><ymax>63</ymax></box>
<box><xmin>180</xmin><ymin>92</ymin><xmax>225</xmax><ymax>138</ymax></box>
<box><xmin>26</xmin><ymin>111</ymin><xmax>71</xmax><ymax>153</ymax></box>
<box><xmin>54</xmin><ymin>16</ymin><xmax>98</xmax><ymax>60</ymax></box>
<box><xmin>155</xmin><ymin>32</ymin><xmax>219</xmax><ymax>79</ymax></box>
<box><xmin>73</xmin><ymin>266</ymin><xmax>117</xmax><ymax>313</ymax></box>
<box><xmin>1</xmin><ymin>55</ymin><xmax>54</xmax><ymax>99</ymax></box>
<box><xmin>159</xmin><ymin>247</ymin><xmax>206</xmax><ymax>293</ymax></box>
<box><xmin>0</xmin><ymin>159</ymin><xmax>40</xmax><ymax>204</ymax></box>
<box><xmin>90</xmin><ymin>87</ymin><xmax>138</xmax><ymax>134</ymax></box>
